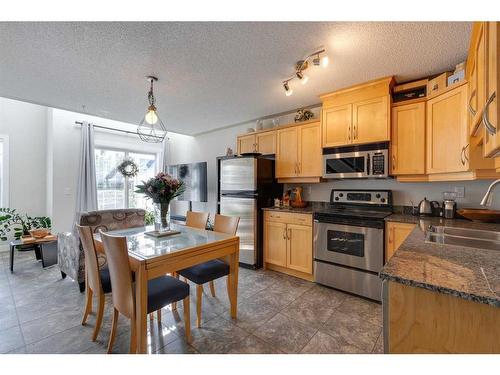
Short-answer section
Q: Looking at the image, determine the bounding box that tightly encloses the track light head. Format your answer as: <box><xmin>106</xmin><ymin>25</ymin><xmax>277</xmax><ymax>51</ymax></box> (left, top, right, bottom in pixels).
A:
<box><xmin>283</xmin><ymin>81</ymin><xmax>293</xmax><ymax>96</ymax></box>
<box><xmin>296</xmin><ymin>71</ymin><xmax>309</xmax><ymax>85</ymax></box>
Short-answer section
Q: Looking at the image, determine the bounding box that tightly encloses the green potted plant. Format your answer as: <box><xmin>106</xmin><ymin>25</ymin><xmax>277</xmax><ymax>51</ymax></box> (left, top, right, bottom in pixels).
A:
<box><xmin>0</xmin><ymin>208</ymin><xmax>51</xmax><ymax>241</ymax></box>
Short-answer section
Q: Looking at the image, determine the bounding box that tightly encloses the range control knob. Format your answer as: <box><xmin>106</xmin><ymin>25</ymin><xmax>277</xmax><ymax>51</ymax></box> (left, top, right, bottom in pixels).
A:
<box><xmin>339</xmin><ymin>193</ymin><xmax>344</xmax><ymax>197</ymax></box>
<box><xmin>380</xmin><ymin>198</ymin><xmax>386</xmax><ymax>203</ymax></box>
<box><xmin>375</xmin><ymin>193</ymin><xmax>381</xmax><ymax>198</ymax></box>
<box><xmin>335</xmin><ymin>197</ymin><xmax>340</xmax><ymax>201</ymax></box>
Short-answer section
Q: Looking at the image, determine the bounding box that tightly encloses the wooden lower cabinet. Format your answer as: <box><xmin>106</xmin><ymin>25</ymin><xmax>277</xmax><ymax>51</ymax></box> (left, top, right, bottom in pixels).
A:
<box><xmin>263</xmin><ymin>211</ymin><xmax>313</xmax><ymax>280</ymax></box>
<box><xmin>385</xmin><ymin>222</ymin><xmax>416</xmax><ymax>262</ymax></box>
<box><xmin>385</xmin><ymin>281</ymin><xmax>500</xmax><ymax>353</ymax></box>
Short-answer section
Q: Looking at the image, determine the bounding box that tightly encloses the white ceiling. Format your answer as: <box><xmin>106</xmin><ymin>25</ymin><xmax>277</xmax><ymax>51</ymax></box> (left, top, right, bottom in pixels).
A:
<box><xmin>0</xmin><ymin>22</ymin><xmax>471</xmax><ymax>135</ymax></box>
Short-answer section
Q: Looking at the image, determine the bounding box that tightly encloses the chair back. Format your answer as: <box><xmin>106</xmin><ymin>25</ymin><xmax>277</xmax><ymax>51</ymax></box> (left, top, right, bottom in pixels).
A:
<box><xmin>79</xmin><ymin>208</ymin><xmax>146</xmax><ymax>234</ymax></box>
<box><xmin>76</xmin><ymin>224</ymin><xmax>102</xmax><ymax>293</ymax></box>
<box><xmin>185</xmin><ymin>211</ymin><xmax>209</xmax><ymax>229</ymax></box>
<box><xmin>213</xmin><ymin>214</ymin><xmax>240</xmax><ymax>235</ymax></box>
<box><xmin>100</xmin><ymin>231</ymin><xmax>135</xmax><ymax>319</ymax></box>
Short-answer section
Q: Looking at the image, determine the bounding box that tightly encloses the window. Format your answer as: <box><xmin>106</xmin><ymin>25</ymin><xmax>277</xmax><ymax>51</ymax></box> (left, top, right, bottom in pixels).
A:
<box><xmin>95</xmin><ymin>148</ymin><xmax>157</xmax><ymax>210</ymax></box>
<box><xmin>0</xmin><ymin>135</ymin><xmax>9</xmax><ymax>207</ymax></box>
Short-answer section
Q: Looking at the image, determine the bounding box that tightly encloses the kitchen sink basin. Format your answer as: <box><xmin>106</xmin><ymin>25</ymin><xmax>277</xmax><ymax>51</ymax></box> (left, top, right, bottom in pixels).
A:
<box><xmin>425</xmin><ymin>225</ymin><xmax>500</xmax><ymax>251</ymax></box>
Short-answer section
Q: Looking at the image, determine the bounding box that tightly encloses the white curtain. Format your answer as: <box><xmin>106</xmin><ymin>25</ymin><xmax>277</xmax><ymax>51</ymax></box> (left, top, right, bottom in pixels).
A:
<box><xmin>73</xmin><ymin>122</ymin><xmax>98</xmax><ymax>234</ymax></box>
<box><xmin>159</xmin><ymin>137</ymin><xmax>170</xmax><ymax>174</ymax></box>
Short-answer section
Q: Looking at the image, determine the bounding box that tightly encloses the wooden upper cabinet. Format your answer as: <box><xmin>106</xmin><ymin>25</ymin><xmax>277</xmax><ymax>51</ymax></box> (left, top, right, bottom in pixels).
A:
<box><xmin>276</xmin><ymin>127</ymin><xmax>299</xmax><ymax>178</ymax></box>
<box><xmin>297</xmin><ymin>122</ymin><xmax>322</xmax><ymax>177</ymax></box>
<box><xmin>286</xmin><ymin>223</ymin><xmax>312</xmax><ymax>274</ymax></box>
<box><xmin>483</xmin><ymin>22</ymin><xmax>500</xmax><ymax>157</ymax></box>
<box><xmin>469</xmin><ymin>22</ymin><xmax>487</xmax><ymax>136</ymax></box>
<box><xmin>322</xmin><ymin>104</ymin><xmax>352</xmax><ymax>147</ymax></box>
<box><xmin>391</xmin><ymin>102</ymin><xmax>426</xmax><ymax>175</ymax></box>
<box><xmin>352</xmin><ymin>96</ymin><xmax>390</xmax><ymax>144</ymax></box>
<box><xmin>427</xmin><ymin>83</ymin><xmax>469</xmax><ymax>174</ymax></box>
<box><xmin>320</xmin><ymin>76</ymin><xmax>394</xmax><ymax>148</ymax></box>
<box><xmin>237</xmin><ymin>134</ymin><xmax>256</xmax><ymax>154</ymax></box>
<box><xmin>256</xmin><ymin>131</ymin><xmax>276</xmax><ymax>155</ymax></box>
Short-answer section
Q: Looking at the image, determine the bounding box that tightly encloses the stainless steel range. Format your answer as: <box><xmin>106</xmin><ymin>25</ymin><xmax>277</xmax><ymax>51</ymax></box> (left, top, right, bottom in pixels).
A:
<box><xmin>313</xmin><ymin>189</ymin><xmax>393</xmax><ymax>301</ymax></box>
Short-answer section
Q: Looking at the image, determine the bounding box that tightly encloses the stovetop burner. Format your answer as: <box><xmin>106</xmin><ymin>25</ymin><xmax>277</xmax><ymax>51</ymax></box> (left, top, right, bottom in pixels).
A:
<box><xmin>315</xmin><ymin>206</ymin><xmax>392</xmax><ymax>220</ymax></box>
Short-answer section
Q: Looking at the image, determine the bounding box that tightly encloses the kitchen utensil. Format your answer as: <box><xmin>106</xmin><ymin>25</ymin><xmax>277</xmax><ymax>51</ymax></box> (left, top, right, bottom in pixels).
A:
<box><xmin>418</xmin><ymin>197</ymin><xmax>440</xmax><ymax>216</ymax></box>
<box><xmin>457</xmin><ymin>208</ymin><xmax>500</xmax><ymax>223</ymax></box>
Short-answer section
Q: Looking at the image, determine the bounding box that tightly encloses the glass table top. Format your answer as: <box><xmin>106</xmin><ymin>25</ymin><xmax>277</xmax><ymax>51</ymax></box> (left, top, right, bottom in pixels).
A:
<box><xmin>96</xmin><ymin>224</ymin><xmax>235</xmax><ymax>259</ymax></box>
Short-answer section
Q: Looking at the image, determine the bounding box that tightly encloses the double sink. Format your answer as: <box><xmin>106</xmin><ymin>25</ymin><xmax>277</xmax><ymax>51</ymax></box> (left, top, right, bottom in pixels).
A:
<box><xmin>426</xmin><ymin>225</ymin><xmax>500</xmax><ymax>251</ymax></box>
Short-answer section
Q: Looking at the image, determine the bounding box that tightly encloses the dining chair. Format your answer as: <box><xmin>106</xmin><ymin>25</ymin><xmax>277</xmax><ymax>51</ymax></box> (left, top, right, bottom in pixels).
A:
<box><xmin>77</xmin><ymin>224</ymin><xmax>112</xmax><ymax>342</ymax></box>
<box><xmin>185</xmin><ymin>210</ymin><xmax>209</xmax><ymax>229</ymax></box>
<box><xmin>100</xmin><ymin>231</ymin><xmax>191</xmax><ymax>354</ymax></box>
<box><xmin>178</xmin><ymin>213</ymin><xmax>240</xmax><ymax>327</ymax></box>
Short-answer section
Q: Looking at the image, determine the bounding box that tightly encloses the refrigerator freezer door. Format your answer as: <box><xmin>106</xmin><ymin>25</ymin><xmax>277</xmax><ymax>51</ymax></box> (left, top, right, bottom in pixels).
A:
<box><xmin>220</xmin><ymin>158</ymin><xmax>257</xmax><ymax>192</ymax></box>
<box><xmin>220</xmin><ymin>196</ymin><xmax>256</xmax><ymax>265</ymax></box>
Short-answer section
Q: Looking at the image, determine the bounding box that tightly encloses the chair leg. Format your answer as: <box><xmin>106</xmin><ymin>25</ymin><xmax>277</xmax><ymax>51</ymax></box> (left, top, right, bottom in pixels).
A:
<box><xmin>196</xmin><ymin>284</ymin><xmax>203</xmax><ymax>328</ymax></box>
<box><xmin>157</xmin><ymin>308</ymin><xmax>162</xmax><ymax>325</ymax></box>
<box><xmin>183</xmin><ymin>296</ymin><xmax>191</xmax><ymax>343</ymax></box>
<box><xmin>81</xmin><ymin>287</ymin><xmax>93</xmax><ymax>325</ymax></box>
<box><xmin>129</xmin><ymin>318</ymin><xmax>137</xmax><ymax>354</ymax></box>
<box><xmin>209</xmin><ymin>280</ymin><xmax>216</xmax><ymax>297</ymax></box>
<box><xmin>107</xmin><ymin>308</ymin><xmax>119</xmax><ymax>354</ymax></box>
<box><xmin>149</xmin><ymin>313</ymin><xmax>154</xmax><ymax>321</ymax></box>
<box><xmin>92</xmin><ymin>293</ymin><xmax>105</xmax><ymax>341</ymax></box>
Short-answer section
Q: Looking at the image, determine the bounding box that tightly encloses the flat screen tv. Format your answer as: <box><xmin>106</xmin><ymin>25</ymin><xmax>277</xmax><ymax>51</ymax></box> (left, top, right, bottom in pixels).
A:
<box><xmin>168</xmin><ymin>162</ymin><xmax>208</xmax><ymax>202</ymax></box>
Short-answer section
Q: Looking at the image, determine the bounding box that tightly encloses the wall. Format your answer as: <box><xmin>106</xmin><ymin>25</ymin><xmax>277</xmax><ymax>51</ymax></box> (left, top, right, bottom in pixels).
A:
<box><xmin>0</xmin><ymin>97</ymin><xmax>48</xmax><ymax>216</ymax></box>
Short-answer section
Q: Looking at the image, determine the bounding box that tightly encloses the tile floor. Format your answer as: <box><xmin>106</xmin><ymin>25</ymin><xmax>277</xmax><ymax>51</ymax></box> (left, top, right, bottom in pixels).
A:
<box><xmin>0</xmin><ymin>250</ymin><xmax>384</xmax><ymax>354</ymax></box>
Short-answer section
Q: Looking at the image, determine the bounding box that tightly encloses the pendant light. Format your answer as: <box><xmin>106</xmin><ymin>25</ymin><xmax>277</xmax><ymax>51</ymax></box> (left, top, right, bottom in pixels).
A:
<box><xmin>137</xmin><ymin>76</ymin><xmax>167</xmax><ymax>143</ymax></box>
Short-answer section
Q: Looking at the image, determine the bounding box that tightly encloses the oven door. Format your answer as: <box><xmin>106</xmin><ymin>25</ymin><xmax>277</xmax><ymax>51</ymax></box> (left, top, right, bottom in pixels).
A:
<box><xmin>323</xmin><ymin>152</ymin><xmax>368</xmax><ymax>179</ymax></box>
<box><xmin>313</xmin><ymin>221</ymin><xmax>383</xmax><ymax>272</ymax></box>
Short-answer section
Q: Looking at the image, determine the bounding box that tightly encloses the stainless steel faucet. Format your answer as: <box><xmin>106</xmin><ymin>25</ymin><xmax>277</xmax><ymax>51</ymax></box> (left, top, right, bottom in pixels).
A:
<box><xmin>480</xmin><ymin>179</ymin><xmax>500</xmax><ymax>206</ymax></box>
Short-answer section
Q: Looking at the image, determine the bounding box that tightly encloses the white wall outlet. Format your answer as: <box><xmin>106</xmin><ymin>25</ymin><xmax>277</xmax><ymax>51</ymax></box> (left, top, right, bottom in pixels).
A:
<box><xmin>454</xmin><ymin>186</ymin><xmax>465</xmax><ymax>199</ymax></box>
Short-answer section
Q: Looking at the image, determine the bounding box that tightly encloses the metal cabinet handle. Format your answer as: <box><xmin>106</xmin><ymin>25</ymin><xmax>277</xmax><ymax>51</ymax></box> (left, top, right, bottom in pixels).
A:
<box><xmin>392</xmin><ymin>154</ymin><xmax>396</xmax><ymax>170</ymax></box>
<box><xmin>467</xmin><ymin>89</ymin><xmax>477</xmax><ymax>116</ymax></box>
<box><xmin>483</xmin><ymin>91</ymin><xmax>497</xmax><ymax>136</ymax></box>
<box><xmin>463</xmin><ymin>143</ymin><xmax>469</xmax><ymax>163</ymax></box>
<box><xmin>297</xmin><ymin>162</ymin><xmax>301</xmax><ymax>174</ymax></box>
<box><xmin>287</xmin><ymin>228</ymin><xmax>291</xmax><ymax>240</ymax></box>
<box><xmin>348</xmin><ymin>125</ymin><xmax>351</xmax><ymax>142</ymax></box>
<box><xmin>283</xmin><ymin>228</ymin><xmax>286</xmax><ymax>239</ymax></box>
<box><xmin>460</xmin><ymin>144</ymin><xmax>470</xmax><ymax>166</ymax></box>
<box><xmin>353</xmin><ymin>124</ymin><xmax>357</xmax><ymax>140</ymax></box>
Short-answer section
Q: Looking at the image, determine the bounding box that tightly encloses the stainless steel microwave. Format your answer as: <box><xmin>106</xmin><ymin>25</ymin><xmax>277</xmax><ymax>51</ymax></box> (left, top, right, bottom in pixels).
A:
<box><xmin>323</xmin><ymin>142</ymin><xmax>389</xmax><ymax>179</ymax></box>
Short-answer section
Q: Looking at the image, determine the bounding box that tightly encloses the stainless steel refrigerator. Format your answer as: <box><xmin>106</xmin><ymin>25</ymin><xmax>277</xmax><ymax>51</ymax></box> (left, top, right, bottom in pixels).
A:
<box><xmin>217</xmin><ymin>156</ymin><xmax>282</xmax><ymax>268</ymax></box>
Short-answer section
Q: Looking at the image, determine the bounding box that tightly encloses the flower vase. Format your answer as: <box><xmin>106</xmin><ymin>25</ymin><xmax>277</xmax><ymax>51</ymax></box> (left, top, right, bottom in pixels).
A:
<box><xmin>154</xmin><ymin>202</ymin><xmax>171</xmax><ymax>231</ymax></box>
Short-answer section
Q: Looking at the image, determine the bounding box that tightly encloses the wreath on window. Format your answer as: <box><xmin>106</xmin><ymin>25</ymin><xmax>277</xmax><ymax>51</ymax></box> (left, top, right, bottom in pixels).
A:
<box><xmin>117</xmin><ymin>159</ymin><xmax>139</xmax><ymax>178</ymax></box>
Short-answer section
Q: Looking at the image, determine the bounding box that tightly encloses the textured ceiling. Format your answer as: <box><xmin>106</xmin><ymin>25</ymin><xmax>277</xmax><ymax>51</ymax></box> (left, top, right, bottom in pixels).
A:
<box><xmin>0</xmin><ymin>22</ymin><xmax>471</xmax><ymax>135</ymax></box>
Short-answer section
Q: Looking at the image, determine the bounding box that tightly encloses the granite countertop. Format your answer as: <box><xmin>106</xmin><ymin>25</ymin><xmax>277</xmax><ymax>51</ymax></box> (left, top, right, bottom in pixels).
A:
<box><xmin>381</xmin><ymin>213</ymin><xmax>500</xmax><ymax>307</ymax></box>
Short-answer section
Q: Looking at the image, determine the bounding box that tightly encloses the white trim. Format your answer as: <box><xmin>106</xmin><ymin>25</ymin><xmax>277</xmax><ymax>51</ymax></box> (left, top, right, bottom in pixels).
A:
<box><xmin>0</xmin><ymin>134</ymin><xmax>9</xmax><ymax>207</ymax></box>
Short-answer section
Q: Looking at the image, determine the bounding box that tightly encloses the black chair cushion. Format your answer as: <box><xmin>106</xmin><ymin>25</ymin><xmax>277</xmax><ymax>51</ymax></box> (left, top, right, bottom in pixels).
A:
<box><xmin>99</xmin><ymin>268</ymin><xmax>112</xmax><ymax>294</ymax></box>
<box><xmin>147</xmin><ymin>276</ymin><xmax>190</xmax><ymax>313</ymax></box>
<box><xmin>178</xmin><ymin>260</ymin><xmax>230</xmax><ymax>285</ymax></box>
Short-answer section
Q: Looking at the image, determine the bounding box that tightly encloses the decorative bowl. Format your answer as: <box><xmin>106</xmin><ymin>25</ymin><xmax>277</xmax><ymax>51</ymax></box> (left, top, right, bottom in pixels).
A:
<box><xmin>29</xmin><ymin>228</ymin><xmax>51</xmax><ymax>239</ymax></box>
<box><xmin>290</xmin><ymin>201</ymin><xmax>308</xmax><ymax>208</ymax></box>
<box><xmin>457</xmin><ymin>208</ymin><xmax>500</xmax><ymax>223</ymax></box>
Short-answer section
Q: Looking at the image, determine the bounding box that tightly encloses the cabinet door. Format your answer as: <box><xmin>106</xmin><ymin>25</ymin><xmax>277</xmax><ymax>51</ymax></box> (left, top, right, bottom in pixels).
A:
<box><xmin>276</xmin><ymin>127</ymin><xmax>298</xmax><ymax>178</ymax></box>
<box><xmin>322</xmin><ymin>104</ymin><xmax>352</xmax><ymax>147</ymax></box>
<box><xmin>484</xmin><ymin>22</ymin><xmax>500</xmax><ymax>157</ymax></box>
<box><xmin>297</xmin><ymin>122</ymin><xmax>322</xmax><ymax>177</ymax></box>
<box><xmin>391</xmin><ymin>103</ymin><xmax>426</xmax><ymax>175</ymax></box>
<box><xmin>427</xmin><ymin>84</ymin><xmax>469</xmax><ymax>173</ymax></box>
<box><xmin>256</xmin><ymin>131</ymin><xmax>276</xmax><ymax>155</ymax></box>
<box><xmin>473</xmin><ymin>23</ymin><xmax>487</xmax><ymax>135</ymax></box>
<box><xmin>264</xmin><ymin>221</ymin><xmax>287</xmax><ymax>267</ymax></box>
<box><xmin>352</xmin><ymin>96</ymin><xmax>390</xmax><ymax>144</ymax></box>
<box><xmin>385</xmin><ymin>222</ymin><xmax>415</xmax><ymax>262</ymax></box>
<box><xmin>286</xmin><ymin>224</ymin><xmax>312</xmax><ymax>274</ymax></box>
<box><xmin>238</xmin><ymin>134</ymin><xmax>256</xmax><ymax>154</ymax></box>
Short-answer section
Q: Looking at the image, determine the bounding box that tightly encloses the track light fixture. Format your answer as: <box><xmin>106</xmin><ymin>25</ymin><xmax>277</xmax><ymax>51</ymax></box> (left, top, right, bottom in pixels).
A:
<box><xmin>282</xmin><ymin>48</ymin><xmax>328</xmax><ymax>96</ymax></box>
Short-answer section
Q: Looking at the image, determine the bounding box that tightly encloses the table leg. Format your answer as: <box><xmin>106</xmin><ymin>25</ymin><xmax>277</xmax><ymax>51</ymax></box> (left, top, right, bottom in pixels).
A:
<box><xmin>135</xmin><ymin>263</ymin><xmax>148</xmax><ymax>354</ymax></box>
<box><xmin>228</xmin><ymin>246</ymin><xmax>239</xmax><ymax>319</ymax></box>
<box><xmin>10</xmin><ymin>245</ymin><xmax>14</xmax><ymax>273</ymax></box>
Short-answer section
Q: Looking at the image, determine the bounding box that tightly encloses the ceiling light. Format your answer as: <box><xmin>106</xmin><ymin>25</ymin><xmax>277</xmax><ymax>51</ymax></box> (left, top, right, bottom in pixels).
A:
<box><xmin>321</xmin><ymin>55</ymin><xmax>329</xmax><ymax>68</ymax></box>
<box><xmin>280</xmin><ymin>48</ymin><xmax>328</xmax><ymax>94</ymax></box>
<box><xmin>137</xmin><ymin>76</ymin><xmax>167</xmax><ymax>143</ymax></box>
<box><xmin>296</xmin><ymin>71</ymin><xmax>309</xmax><ymax>85</ymax></box>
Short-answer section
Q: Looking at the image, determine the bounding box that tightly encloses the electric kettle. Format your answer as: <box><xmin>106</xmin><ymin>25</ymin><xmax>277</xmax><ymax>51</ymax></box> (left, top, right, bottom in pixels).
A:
<box><xmin>418</xmin><ymin>197</ymin><xmax>440</xmax><ymax>216</ymax></box>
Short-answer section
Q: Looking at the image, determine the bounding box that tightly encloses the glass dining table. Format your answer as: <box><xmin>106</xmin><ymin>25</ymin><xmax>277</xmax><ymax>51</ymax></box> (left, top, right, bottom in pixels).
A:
<box><xmin>94</xmin><ymin>223</ymin><xmax>240</xmax><ymax>354</ymax></box>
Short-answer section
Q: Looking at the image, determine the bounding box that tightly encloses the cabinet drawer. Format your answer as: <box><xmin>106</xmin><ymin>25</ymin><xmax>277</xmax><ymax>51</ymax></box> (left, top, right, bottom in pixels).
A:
<box><xmin>264</xmin><ymin>211</ymin><xmax>312</xmax><ymax>226</ymax></box>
